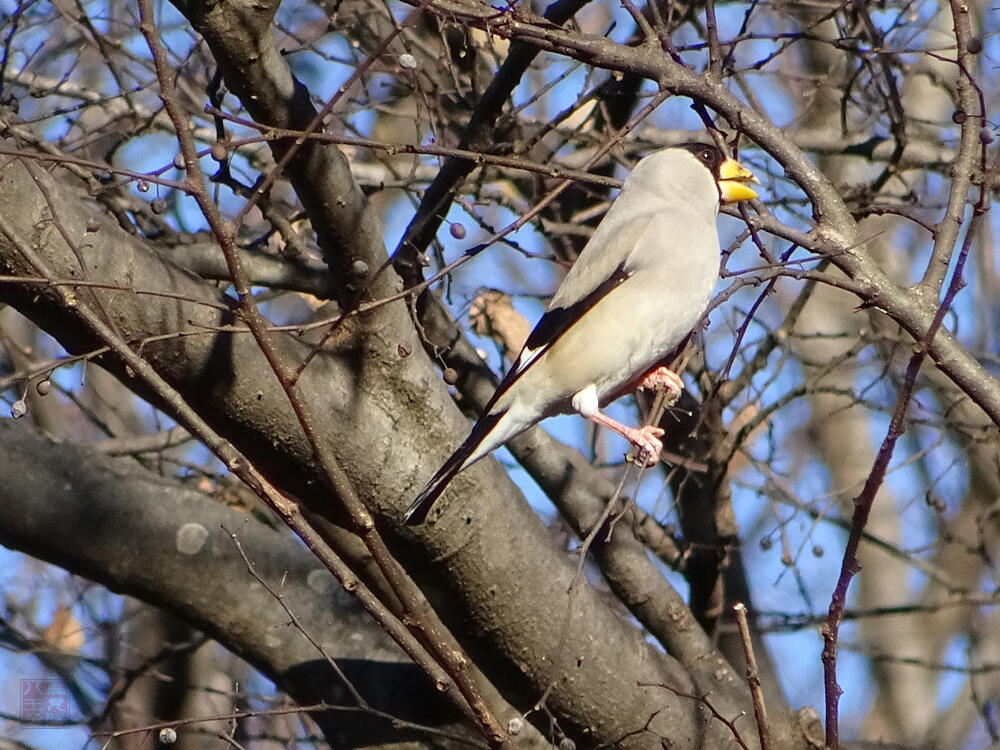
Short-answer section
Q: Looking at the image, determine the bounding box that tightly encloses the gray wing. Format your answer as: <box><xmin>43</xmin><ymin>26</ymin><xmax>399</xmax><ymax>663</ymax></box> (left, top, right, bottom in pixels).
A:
<box><xmin>547</xmin><ymin>212</ymin><xmax>654</xmax><ymax>310</ymax></box>
<box><xmin>480</xmin><ymin>213</ymin><xmax>657</xmax><ymax>411</ymax></box>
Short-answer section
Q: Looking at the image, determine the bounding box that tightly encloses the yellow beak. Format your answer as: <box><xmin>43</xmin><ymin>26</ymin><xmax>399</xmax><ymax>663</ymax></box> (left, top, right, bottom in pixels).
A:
<box><xmin>718</xmin><ymin>157</ymin><xmax>759</xmax><ymax>204</ymax></box>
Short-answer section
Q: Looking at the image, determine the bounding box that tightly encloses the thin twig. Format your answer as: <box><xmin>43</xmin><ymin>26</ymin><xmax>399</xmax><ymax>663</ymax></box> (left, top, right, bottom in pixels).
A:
<box><xmin>733</xmin><ymin>603</ymin><xmax>770</xmax><ymax>750</ymax></box>
<box><xmin>223</xmin><ymin>522</ymin><xmax>368</xmax><ymax>708</ymax></box>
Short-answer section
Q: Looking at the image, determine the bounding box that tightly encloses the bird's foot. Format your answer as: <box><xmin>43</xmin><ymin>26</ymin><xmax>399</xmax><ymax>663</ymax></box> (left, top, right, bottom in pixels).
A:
<box><xmin>638</xmin><ymin>366</ymin><xmax>683</xmax><ymax>405</ymax></box>
<box><xmin>624</xmin><ymin>424</ymin><xmax>664</xmax><ymax>467</ymax></box>
<box><xmin>585</xmin><ymin>410</ymin><xmax>664</xmax><ymax>467</ymax></box>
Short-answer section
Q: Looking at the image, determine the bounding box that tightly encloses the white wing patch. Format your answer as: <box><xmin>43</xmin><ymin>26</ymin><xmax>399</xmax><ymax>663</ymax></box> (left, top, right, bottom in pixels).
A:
<box><xmin>511</xmin><ymin>344</ymin><xmax>545</xmax><ymax>376</ymax></box>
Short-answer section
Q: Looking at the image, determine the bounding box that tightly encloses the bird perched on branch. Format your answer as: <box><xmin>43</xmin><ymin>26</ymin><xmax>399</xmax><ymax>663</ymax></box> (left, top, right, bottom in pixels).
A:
<box><xmin>405</xmin><ymin>143</ymin><xmax>758</xmax><ymax>525</ymax></box>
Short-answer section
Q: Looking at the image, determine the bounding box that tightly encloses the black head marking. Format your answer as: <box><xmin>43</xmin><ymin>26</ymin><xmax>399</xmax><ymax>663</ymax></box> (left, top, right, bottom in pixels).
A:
<box><xmin>678</xmin><ymin>142</ymin><xmax>726</xmax><ymax>179</ymax></box>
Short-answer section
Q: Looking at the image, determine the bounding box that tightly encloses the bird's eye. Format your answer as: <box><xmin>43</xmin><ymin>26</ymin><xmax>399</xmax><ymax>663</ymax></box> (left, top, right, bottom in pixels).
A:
<box><xmin>699</xmin><ymin>149</ymin><xmax>713</xmax><ymax>162</ymax></box>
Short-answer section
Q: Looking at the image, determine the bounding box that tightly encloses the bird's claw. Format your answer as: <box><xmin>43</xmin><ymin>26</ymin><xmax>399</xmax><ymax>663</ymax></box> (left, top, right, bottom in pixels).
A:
<box><xmin>629</xmin><ymin>424</ymin><xmax>664</xmax><ymax>467</ymax></box>
<box><xmin>638</xmin><ymin>366</ymin><xmax>683</xmax><ymax>404</ymax></box>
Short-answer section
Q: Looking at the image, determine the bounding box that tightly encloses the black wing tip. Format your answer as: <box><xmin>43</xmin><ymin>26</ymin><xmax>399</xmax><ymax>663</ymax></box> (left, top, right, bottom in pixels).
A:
<box><xmin>402</xmin><ymin>410</ymin><xmax>505</xmax><ymax>526</ymax></box>
<box><xmin>402</xmin><ymin>437</ymin><xmax>473</xmax><ymax>526</ymax></box>
<box><xmin>402</xmin><ymin>484</ymin><xmax>444</xmax><ymax>526</ymax></box>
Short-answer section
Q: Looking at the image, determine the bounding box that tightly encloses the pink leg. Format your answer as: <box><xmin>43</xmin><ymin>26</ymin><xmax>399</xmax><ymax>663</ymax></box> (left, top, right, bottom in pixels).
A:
<box><xmin>587</xmin><ymin>410</ymin><xmax>664</xmax><ymax>467</ymax></box>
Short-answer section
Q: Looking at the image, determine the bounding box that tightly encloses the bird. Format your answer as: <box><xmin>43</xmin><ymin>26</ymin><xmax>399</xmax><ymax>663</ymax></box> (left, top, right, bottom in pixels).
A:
<box><xmin>404</xmin><ymin>143</ymin><xmax>758</xmax><ymax>525</ymax></box>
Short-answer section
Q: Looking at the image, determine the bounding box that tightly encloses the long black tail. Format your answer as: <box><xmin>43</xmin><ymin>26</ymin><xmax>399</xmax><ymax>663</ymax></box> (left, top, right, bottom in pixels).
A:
<box><xmin>403</xmin><ymin>411</ymin><xmax>502</xmax><ymax>525</ymax></box>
